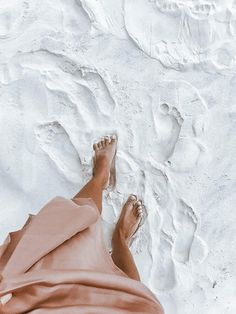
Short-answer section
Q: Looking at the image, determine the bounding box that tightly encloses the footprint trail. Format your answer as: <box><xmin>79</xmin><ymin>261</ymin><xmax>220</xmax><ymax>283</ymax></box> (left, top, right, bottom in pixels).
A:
<box><xmin>151</xmin><ymin>231</ymin><xmax>176</xmax><ymax>291</ymax></box>
<box><xmin>173</xmin><ymin>200</ymin><xmax>198</xmax><ymax>263</ymax></box>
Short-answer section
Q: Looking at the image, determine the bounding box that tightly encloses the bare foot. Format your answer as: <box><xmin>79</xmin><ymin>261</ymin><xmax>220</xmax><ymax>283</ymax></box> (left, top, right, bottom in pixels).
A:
<box><xmin>93</xmin><ymin>134</ymin><xmax>117</xmax><ymax>189</ymax></box>
<box><xmin>112</xmin><ymin>195</ymin><xmax>144</xmax><ymax>247</ymax></box>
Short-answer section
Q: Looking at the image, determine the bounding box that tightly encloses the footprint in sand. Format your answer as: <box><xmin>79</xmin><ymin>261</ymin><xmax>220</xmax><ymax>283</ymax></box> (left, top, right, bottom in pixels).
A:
<box><xmin>125</xmin><ymin>0</ymin><xmax>184</xmax><ymax>69</ymax></box>
<box><xmin>75</xmin><ymin>69</ymin><xmax>116</xmax><ymax>117</ymax></box>
<box><xmin>155</xmin><ymin>0</ymin><xmax>183</xmax><ymax>16</ymax></box>
<box><xmin>35</xmin><ymin>121</ymin><xmax>82</xmax><ymax>183</ymax></box>
<box><xmin>190</xmin><ymin>3</ymin><xmax>216</xmax><ymax>17</ymax></box>
<box><xmin>173</xmin><ymin>199</ymin><xmax>208</xmax><ymax>264</ymax></box>
<box><xmin>155</xmin><ymin>80</ymin><xmax>208</xmax><ymax>172</ymax></box>
<box><xmin>152</xmin><ymin>102</ymin><xmax>183</xmax><ymax>162</ymax></box>
<box><xmin>150</xmin><ymin>231</ymin><xmax>176</xmax><ymax>291</ymax></box>
<box><xmin>125</xmin><ymin>0</ymin><xmax>225</xmax><ymax>70</ymax></box>
<box><xmin>44</xmin><ymin>56</ymin><xmax>116</xmax><ymax>128</ymax></box>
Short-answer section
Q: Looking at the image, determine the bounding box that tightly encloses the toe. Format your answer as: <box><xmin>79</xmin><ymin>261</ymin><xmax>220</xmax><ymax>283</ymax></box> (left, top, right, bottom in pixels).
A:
<box><xmin>137</xmin><ymin>206</ymin><xmax>143</xmax><ymax>219</ymax></box>
<box><xmin>104</xmin><ymin>136</ymin><xmax>110</xmax><ymax>145</ymax></box>
<box><xmin>110</xmin><ymin>134</ymin><xmax>117</xmax><ymax>143</ymax></box>
<box><xmin>129</xmin><ymin>194</ymin><xmax>137</xmax><ymax>201</ymax></box>
<box><xmin>97</xmin><ymin>141</ymin><xmax>102</xmax><ymax>149</ymax></box>
<box><xmin>136</xmin><ymin>207</ymin><xmax>142</xmax><ymax>218</ymax></box>
<box><xmin>125</xmin><ymin>194</ymin><xmax>137</xmax><ymax>206</ymax></box>
<box><xmin>93</xmin><ymin>143</ymin><xmax>98</xmax><ymax>151</ymax></box>
<box><xmin>137</xmin><ymin>206</ymin><xmax>143</xmax><ymax>215</ymax></box>
<box><xmin>101</xmin><ymin>138</ymin><xmax>105</xmax><ymax>148</ymax></box>
<box><xmin>135</xmin><ymin>200</ymin><xmax>142</xmax><ymax>208</ymax></box>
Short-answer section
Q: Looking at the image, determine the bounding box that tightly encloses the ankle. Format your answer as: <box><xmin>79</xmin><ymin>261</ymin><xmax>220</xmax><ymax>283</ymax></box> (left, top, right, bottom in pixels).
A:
<box><xmin>93</xmin><ymin>159</ymin><xmax>109</xmax><ymax>183</ymax></box>
<box><xmin>112</xmin><ymin>229</ymin><xmax>127</xmax><ymax>246</ymax></box>
<box><xmin>92</xmin><ymin>173</ymin><xmax>108</xmax><ymax>189</ymax></box>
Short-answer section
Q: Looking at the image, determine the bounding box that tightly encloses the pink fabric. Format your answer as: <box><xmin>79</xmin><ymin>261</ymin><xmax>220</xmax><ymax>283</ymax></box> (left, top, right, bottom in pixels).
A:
<box><xmin>0</xmin><ymin>196</ymin><xmax>163</xmax><ymax>313</ymax></box>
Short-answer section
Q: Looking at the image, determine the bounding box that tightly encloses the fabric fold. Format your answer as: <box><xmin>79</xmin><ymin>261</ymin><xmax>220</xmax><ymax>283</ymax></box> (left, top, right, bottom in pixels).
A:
<box><xmin>0</xmin><ymin>196</ymin><xmax>163</xmax><ymax>313</ymax></box>
<box><xmin>0</xmin><ymin>269</ymin><xmax>162</xmax><ymax>313</ymax></box>
<box><xmin>1</xmin><ymin>196</ymin><xmax>99</xmax><ymax>276</ymax></box>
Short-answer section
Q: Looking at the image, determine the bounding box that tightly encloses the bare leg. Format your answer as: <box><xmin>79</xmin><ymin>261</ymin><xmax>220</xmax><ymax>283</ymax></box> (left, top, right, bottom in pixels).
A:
<box><xmin>111</xmin><ymin>195</ymin><xmax>144</xmax><ymax>281</ymax></box>
<box><xmin>72</xmin><ymin>135</ymin><xmax>143</xmax><ymax>282</ymax></box>
<box><xmin>72</xmin><ymin>135</ymin><xmax>117</xmax><ymax>213</ymax></box>
<box><xmin>73</xmin><ymin>175</ymin><xmax>104</xmax><ymax>213</ymax></box>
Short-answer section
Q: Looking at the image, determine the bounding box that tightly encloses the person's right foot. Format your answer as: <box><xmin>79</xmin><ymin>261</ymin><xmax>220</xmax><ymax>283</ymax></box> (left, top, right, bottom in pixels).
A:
<box><xmin>112</xmin><ymin>195</ymin><xmax>144</xmax><ymax>246</ymax></box>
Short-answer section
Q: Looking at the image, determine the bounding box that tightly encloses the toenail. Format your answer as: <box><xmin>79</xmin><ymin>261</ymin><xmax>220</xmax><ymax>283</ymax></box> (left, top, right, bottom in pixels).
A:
<box><xmin>130</xmin><ymin>195</ymin><xmax>136</xmax><ymax>200</ymax></box>
<box><xmin>136</xmin><ymin>201</ymin><xmax>142</xmax><ymax>206</ymax></box>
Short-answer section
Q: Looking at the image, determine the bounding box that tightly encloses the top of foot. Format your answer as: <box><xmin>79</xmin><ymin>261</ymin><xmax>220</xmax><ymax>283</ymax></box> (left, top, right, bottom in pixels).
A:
<box><xmin>113</xmin><ymin>195</ymin><xmax>144</xmax><ymax>246</ymax></box>
<box><xmin>93</xmin><ymin>134</ymin><xmax>117</xmax><ymax>189</ymax></box>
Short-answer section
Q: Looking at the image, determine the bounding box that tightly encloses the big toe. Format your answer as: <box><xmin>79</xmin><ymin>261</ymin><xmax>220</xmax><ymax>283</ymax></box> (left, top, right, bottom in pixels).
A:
<box><xmin>125</xmin><ymin>194</ymin><xmax>137</xmax><ymax>206</ymax></box>
<box><xmin>110</xmin><ymin>134</ymin><xmax>117</xmax><ymax>144</ymax></box>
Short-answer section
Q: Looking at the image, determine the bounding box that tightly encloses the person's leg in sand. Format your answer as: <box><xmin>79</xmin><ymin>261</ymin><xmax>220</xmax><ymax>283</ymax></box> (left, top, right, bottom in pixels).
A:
<box><xmin>73</xmin><ymin>135</ymin><xmax>117</xmax><ymax>212</ymax></box>
<box><xmin>72</xmin><ymin>135</ymin><xmax>143</xmax><ymax>281</ymax></box>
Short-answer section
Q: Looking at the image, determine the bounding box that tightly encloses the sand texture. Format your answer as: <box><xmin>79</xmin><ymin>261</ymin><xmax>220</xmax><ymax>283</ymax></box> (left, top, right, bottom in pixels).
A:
<box><xmin>0</xmin><ymin>0</ymin><xmax>235</xmax><ymax>313</ymax></box>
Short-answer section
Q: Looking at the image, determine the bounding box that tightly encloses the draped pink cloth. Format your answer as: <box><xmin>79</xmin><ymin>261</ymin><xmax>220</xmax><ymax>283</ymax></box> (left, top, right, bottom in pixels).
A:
<box><xmin>0</xmin><ymin>196</ymin><xmax>163</xmax><ymax>313</ymax></box>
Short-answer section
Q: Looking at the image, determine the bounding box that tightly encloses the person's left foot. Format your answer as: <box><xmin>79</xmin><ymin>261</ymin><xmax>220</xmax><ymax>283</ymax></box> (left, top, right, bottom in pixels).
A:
<box><xmin>93</xmin><ymin>134</ymin><xmax>117</xmax><ymax>189</ymax></box>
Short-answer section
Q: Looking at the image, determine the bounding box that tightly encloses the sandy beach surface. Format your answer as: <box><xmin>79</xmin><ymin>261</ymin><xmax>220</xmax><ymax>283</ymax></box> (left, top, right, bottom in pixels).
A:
<box><xmin>0</xmin><ymin>0</ymin><xmax>235</xmax><ymax>313</ymax></box>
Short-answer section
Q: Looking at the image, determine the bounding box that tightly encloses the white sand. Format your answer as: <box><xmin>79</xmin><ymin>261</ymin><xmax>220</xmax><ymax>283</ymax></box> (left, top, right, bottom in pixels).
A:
<box><xmin>0</xmin><ymin>0</ymin><xmax>235</xmax><ymax>313</ymax></box>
